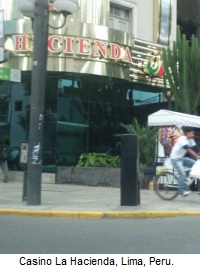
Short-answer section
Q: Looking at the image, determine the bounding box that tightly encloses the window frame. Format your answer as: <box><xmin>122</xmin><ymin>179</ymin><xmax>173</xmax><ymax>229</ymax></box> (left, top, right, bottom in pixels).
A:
<box><xmin>110</xmin><ymin>0</ymin><xmax>137</xmax><ymax>35</ymax></box>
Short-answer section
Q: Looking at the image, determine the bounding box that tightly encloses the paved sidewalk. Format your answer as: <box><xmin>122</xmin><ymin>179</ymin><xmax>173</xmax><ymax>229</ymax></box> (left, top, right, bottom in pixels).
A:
<box><xmin>1</xmin><ymin>181</ymin><xmax>200</xmax><ymax>218</ymax></box>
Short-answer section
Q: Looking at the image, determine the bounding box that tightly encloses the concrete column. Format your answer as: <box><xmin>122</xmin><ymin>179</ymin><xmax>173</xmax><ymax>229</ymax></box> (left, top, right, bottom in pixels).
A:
<box><xmin>0</xmin><ymin>0</ymin><xmax>23</xmax><ymax>20</ymax></box>
<box><xmin>77</xmin><ymin>0</ymin><xmax>110</xmax><ymax>27</ymax></box>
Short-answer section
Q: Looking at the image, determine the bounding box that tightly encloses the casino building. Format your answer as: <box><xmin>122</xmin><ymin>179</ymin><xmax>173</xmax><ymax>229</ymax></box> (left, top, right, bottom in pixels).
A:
<box><xmin>0</xmin><ymin>0</ymin><xmax>176</xmax><ymax>171</ymax></box>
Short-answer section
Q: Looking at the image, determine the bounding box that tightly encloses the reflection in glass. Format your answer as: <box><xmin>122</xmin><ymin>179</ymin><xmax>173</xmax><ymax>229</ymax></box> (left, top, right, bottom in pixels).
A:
<box><xmin>0</xmin><ymin>73</ymin><xmax>163</xmax><ymax>169</ymax></box>
<box><xmin>158</xmin><ymin>0</ymin><xmax>172</xmax><ymax>45</ymax></box>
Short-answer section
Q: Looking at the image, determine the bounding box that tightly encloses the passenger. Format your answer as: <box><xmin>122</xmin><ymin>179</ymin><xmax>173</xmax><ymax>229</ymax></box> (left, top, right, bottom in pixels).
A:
<box><xmin>170</xmin><ymin>127</ymin><xmax>200</xmax><ymax>197</ymax></box>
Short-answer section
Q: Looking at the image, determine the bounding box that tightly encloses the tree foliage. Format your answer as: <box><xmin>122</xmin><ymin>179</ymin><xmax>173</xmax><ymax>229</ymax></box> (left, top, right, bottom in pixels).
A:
<box><xmin>162</xmin><ymin>26</ymin><xmax>200</xmax><ymax>114</ymax></box>
<box><xmin>76</xmin><ymin>153</ymin><xmax>120</xmax><ymax>167</ymax></box>
<box><xmin>120</xmin><ymin>119</ymin><xmax>156</xmax><ymax>167</ymax></box>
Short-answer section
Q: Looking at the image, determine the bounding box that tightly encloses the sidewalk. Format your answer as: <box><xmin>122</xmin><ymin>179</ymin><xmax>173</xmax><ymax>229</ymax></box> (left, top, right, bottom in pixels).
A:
<box><xmin>1</xmin><ymin>181</ymin><xmax>200</xmax><ymax>218</ymax></box>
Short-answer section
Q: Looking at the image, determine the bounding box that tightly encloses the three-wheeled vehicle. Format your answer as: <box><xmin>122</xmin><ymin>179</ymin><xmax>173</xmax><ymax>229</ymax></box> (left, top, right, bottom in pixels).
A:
<box><xmin>147</xmin><ymin>109</ymin><xmax>200</xmax><ymax>200</ymax></box>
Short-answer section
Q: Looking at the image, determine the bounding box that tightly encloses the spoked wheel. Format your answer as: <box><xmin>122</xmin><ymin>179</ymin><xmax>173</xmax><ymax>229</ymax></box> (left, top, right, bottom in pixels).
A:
<box><xmin>154</xmin><ymin>171</ymin><xmax>179</xmax><ymax>200</ymax></box>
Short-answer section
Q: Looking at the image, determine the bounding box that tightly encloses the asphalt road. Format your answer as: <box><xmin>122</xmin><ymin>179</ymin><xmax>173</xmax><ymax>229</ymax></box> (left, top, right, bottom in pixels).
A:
<box><xmin>1</xmin><ymin>215</ymin><xmax>200</xmax><ymax>254</ymax></box>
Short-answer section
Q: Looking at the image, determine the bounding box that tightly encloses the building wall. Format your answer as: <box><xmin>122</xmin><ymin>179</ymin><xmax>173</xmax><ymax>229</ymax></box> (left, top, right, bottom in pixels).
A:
<box><xmin>171</xmin><ymin>0</ymin><xmax>177</xmax><ymax>45</ymax></box>
<box><xmin>76</xmin><ymin>0</ymin><xmax>110</xmax><ymax>26</ymax></box>
<box><xmin>0</xmin><ymin>0</ymin><xmax>177</xmax><ymax>44</ymax></box>
<box><xmin>122</xmin><ymin>0</ymin><xmax>154</xmax><ymax>41</ymax></box>
<box><xmin>0</xmin><ymin>0</ymin><xmax>22</xmax><ymax>20</ymax></box>
<box><xmin>114</xmin><ymin>0</ymin><xmax>176</xmax><ymax>44</ymax></box>
<box><xmin>2</xmin><ymin>0</ymin><xmax>177</xmax><ymax>83</ymax></box>
<box><xmin>9</xmin><ymin>82</ymin><xmax>29</xmax><ymax>147</ymax></box>
<box><xmin>0</xmin><ymin>0</ymin><xmax>177</xmax><ymax>170</ymax></box>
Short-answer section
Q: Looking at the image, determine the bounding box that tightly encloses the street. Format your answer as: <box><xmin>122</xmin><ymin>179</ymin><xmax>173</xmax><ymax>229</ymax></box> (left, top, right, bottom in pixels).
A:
<box><xmin>0</xmin><ymin>215</ymin><xmax>200</xmax><ymax>254</ymax></box>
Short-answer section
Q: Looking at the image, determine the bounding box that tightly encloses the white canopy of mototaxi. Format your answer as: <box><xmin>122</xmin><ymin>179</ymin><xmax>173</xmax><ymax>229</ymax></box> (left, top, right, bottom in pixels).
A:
<box><xmin>148</xmin><ymin>109</ymin><xmax>200</xmax><ymax>128</ymax></box>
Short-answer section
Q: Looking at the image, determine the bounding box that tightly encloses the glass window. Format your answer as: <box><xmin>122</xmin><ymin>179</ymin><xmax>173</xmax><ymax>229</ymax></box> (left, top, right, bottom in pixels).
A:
<box><xmin>42</xmin><ymin>76</ymin><xmax>58</xmax><ymax>171</ymax></box>
<box><xmin>6</xmin><ymin>72</ymin><xmax>164</xmax><ymax>170</ymax></box>
<box><xmin>56</xmin><ymin>75</ymin><xmax>136</xmax><ymax>165</ymax></box>
<box><xmin>133</xmin><ymin>90</ymin><xmax>162</xmax><ymax>106</ymax></box>
<box><xmin>0</xmin><ymin>95</ymin><xmax>9</xmax><ymax>122</ymax></box>
<box><xmin>158</xmin><ymin>0</ymin><xmax>172</xmax><ymax>45</ymax></box>
<box><xmin>110</xmin><ymin>3</ymin><xmax>131</xmax><ymax>33</ymax></box>
<box><xmin>15</xmin><ymin>101</ymin><xmax>22</xmax><ymax>111</ymax></box>
<box><xmin>110</xmin><ymin>5</ymin><xmax>129</xmax><ymax>20</ymax></box>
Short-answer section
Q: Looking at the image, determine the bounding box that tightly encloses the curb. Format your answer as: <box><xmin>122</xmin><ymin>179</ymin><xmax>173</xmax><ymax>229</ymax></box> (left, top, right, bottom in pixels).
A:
<box><xmin>1</xmin><ymin>209</ymin><xmax>200</xmax><ymax>218</ymax></box>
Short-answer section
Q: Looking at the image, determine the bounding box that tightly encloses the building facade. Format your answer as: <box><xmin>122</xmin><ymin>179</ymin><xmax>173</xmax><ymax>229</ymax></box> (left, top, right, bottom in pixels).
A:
<box><xmin>0</xmin><ymin>0</ymin><xmax>177</xmax><ymax>171</ymax></box>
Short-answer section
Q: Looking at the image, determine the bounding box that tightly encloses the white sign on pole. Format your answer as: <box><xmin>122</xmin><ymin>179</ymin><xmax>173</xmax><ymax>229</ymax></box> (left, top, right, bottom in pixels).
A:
<box><xmin>10</xmin><ymin>69</ymin><xmax>21</xmax><ymax>82</ymax></box>
<box><xmin>0</xmin><ymin>10</ymin><xmax>4</xmax><ymax>62</ymax></box>
<box><xmin>0</xmin><ymin>47</ymin><xmax>3</xmax><ymax>62</ymax></box>
<box><xmin>0</xmin><ymin>10</ymin><xmax>4</xmax><ymax>46</ymax></box>
<box><xmin>0</xmin><ymin>67</ymin><xmax>21</xmax><ymax>82</ymax></box>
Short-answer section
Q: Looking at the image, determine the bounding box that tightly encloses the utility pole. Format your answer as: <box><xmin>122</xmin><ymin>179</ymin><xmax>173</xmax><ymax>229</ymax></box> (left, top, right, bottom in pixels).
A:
<box><xmin>26</xmin><ymin>0</ymin><xmax>49</xmax><ymax>205</ymax></box>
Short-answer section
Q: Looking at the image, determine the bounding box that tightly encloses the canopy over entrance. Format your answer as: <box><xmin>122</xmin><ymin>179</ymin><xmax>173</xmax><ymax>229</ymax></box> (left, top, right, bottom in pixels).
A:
<box><xmin>148</xmin><ymin>109</ymin><xmax>200</xmax><ymax>128</ymax></box>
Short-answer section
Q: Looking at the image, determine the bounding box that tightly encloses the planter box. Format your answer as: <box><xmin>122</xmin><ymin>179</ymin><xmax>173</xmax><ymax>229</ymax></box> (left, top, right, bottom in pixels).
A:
<box><xmin>6</xmin><ymin>167</ymin><xmax>153</xmax><ymax>188</ymax></box>
<box><xmin>56</xmin><ymin>166</ymin><xmax>153</xmax><ymax>189</ymax></box>
<box><xmin>6</xmin><ymin>171</ymin><xmax>56</xmax><ymax>183</ymax></box>
<box><xmin>56</xmin><ymin>166</ymin><xmax>121</xmax><ymax>187</ymax></box>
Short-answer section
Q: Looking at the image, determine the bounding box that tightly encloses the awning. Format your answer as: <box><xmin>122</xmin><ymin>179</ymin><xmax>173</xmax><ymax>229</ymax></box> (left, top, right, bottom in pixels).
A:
<box><xmin>148</xmin><ymin>109</ymin><xmax>200</xmax><ymax>128</ymax></box>
<box><xmin>57</xmin><ymin>121</ymin><xmax>89</xmax><ymax>133</ymax></box>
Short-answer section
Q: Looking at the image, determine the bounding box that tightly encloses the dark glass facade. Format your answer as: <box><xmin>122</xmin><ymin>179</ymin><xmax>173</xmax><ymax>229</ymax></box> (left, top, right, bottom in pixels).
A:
<box><xmin>44</xmin><ymin>73</ymin><xmax>136</xmax><ymax>168</ymax></box>
<box><xmin>0</xmin><ymin>71</ymin><xmax>165</xmax><ymax>171</ymax></box>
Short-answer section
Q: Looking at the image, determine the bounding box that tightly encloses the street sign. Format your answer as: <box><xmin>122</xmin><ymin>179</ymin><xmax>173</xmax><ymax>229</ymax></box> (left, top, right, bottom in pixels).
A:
<box><xmin>0</xmin><ymin>47</ymin><xmax>3</xmax><ymax>62</ymax></box>
<box><xmin>0</xmin><ymin>67</ymin><xmax>21</xmax><ymax>82</ymax></box>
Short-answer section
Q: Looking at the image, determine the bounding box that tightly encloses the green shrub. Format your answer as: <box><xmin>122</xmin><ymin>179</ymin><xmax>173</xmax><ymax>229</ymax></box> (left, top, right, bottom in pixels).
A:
<box><xmin>76</xmin><ymin>153</ymin><xmax>120</xmax><ymax>167</ymax></box>
<box><xmin>120</xmin><ymin>118</ymin><xmax>156</xmax><ymax>167</ymax></box>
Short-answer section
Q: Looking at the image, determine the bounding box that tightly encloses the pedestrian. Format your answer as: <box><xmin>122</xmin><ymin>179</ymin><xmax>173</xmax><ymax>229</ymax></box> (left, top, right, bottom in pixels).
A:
<box><xmin>0</xmin><ymin>137</ymin><xmax>9</xmax><ymax>183</ymax></box>
<box><xmin>170</xmin><ymin>127</ymin><xmax>200</xmax><ymax>197</ymax></box>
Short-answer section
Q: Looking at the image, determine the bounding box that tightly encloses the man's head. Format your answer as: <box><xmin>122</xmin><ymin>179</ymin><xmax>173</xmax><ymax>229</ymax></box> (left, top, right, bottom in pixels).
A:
<box><xmin>183</xmin><ymin>127</ymin><xmax>195</xmax><ymax>138</ymax></box>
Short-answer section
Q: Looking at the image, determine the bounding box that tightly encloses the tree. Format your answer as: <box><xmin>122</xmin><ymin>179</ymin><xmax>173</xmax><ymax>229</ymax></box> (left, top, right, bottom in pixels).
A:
<box><xmin>177</xmin><ymin>0</ymin><xmax>199</xmax><ymax>39</ymax></box>
<box><xmin>162</xmin><ymin>26</ymin><xmax>200</xmax><ymax>114</ymax></box>
<box><xmin>120</xmin><ymin>119</ymin><xmax>156</xmax><ymax>167</ymax></box>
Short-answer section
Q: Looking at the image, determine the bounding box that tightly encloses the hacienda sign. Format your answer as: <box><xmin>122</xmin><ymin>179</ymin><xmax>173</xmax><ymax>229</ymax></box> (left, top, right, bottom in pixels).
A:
<box><xmin>13</xmin><ymin>35</ymin><xmax>133</xmax><ymax>64</ymax></box>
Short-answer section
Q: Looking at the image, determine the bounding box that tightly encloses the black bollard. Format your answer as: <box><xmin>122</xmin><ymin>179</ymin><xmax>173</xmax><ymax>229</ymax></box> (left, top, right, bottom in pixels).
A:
<box><xmin>120</xmin><ymin>134</ymin><xmax>140</xmax><ymax>206</ymax></box>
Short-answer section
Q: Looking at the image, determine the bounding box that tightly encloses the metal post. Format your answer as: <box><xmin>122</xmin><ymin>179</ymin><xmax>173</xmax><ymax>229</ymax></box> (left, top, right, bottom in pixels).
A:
<box><xmin>20</xmin><ymin>141</ymin><xmax>29</xmax><ymax>201</ymax></box>
<box><xmin>120</xmin><ymin>134</ymin><xmax>140</xmax><ymax>206</ymax></box>
<box><xmin>26</xmin><ymin>0</ymin><xmax>49</xmax><ymax>205</ymax></box>
<box><xmin>22</xmin><ymin>171</ymin><xmax>27</xmax><ymax>201</ymax></box>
